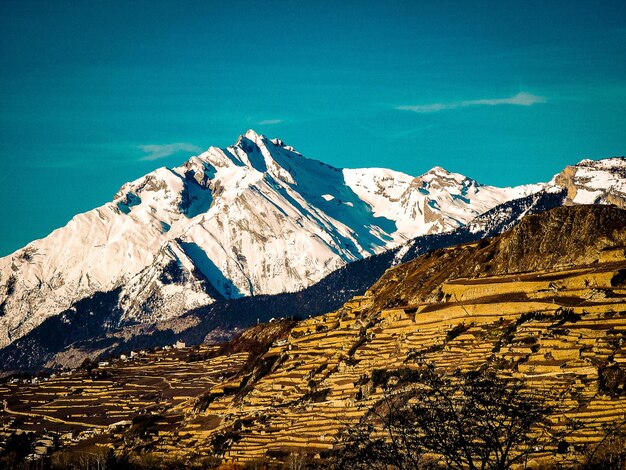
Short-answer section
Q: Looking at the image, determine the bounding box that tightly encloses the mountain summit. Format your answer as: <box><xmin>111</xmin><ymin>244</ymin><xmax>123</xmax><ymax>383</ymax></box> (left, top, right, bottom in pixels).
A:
<box><xmin>0</xmin><ymin>132</ymin><xmax>623</xmax><ymax>349</ymax></box>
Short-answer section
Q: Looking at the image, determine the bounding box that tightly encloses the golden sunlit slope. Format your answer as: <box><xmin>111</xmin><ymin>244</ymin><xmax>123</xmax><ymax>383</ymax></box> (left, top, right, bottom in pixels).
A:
<box><xmin>2</xmin><ymin>205</ymin><xmax>626</xmax><ymax>468</ymax></box>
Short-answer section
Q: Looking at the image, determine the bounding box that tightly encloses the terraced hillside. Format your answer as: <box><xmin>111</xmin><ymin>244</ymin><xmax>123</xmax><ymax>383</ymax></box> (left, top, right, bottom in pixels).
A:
<box><xmin>0</xmin><ymin>321</ymin><xmax>293</xmax><ymax>464</ymax></box>
<box><xmin>2</xmin><ymin>205</ymin><xmax>626</xmax><ymax>468</ymax></box>
<box><xmin>118</xmin><ymin>205</ymin><xmax>626</xmax><ymax>467</ymax></box>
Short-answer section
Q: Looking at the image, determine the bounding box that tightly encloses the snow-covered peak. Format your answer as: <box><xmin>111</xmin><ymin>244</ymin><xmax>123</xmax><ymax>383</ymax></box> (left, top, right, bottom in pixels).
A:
<box><xmin>574</xmin><ymin>156</ymin><xmax>626</xmax><ymax>172</ymax></box>
<box><xmin>344</xmin><ymin>164</ymin><xmax>539</xmax><ymax>240</ymax></box>
<box><xmin>550</xmin><ymin>156</ymin><xmax>626</xmax><ymax>206</ymax></box>
<box><xmin>188</xmin><ymin>130</ymin><xmax>301</xmax><ymax>187</ymax></box>
<box><xmin>419</xmin><ymin>165</ymin><xmax>475</xmax><ymax>186</ymax></box>
<box><xmin>244</xmin><ymin>128</ymin><xmax>263</xmax><ymax>140</ymax></box>
<box><xmin>421</xmin><ymin>165</ymin><xmax>451</xmax><ymax>177</ymax></box>
<box><xmin>3</xmin><ymin>130</ymin><xmax>623</xmax><ymax>352</ymax></box>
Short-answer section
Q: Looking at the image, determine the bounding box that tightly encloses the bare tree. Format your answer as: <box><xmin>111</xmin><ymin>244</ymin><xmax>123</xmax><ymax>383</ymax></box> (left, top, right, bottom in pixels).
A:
<box><xmin>335</xmin><ymin>364</ymin><xmax>562</xmax><ymax>470</ymax></box>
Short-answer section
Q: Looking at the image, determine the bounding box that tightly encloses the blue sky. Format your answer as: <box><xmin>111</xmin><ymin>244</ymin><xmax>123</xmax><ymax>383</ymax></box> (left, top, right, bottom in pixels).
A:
<box><xmin>1</xmin><ymin>0</ymin><xmax>625</xmax><ymax>256</ymax></box>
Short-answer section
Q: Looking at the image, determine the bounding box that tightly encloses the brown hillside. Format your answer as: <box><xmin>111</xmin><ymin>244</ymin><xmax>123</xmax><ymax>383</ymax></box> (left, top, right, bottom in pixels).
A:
<box><xmin>367</xmin><ymin>204</ymin><xmax>626</xmax><ymax>310</ymax></box>
<box><xmin>122</xmin><ymin>205</ymin><xmax>626</xmax><ymax>466</ymax></box>
<box><xmin>2</xmin><ymin>205</ymin><xmax>626</xmax><ymax>467</ymax></box>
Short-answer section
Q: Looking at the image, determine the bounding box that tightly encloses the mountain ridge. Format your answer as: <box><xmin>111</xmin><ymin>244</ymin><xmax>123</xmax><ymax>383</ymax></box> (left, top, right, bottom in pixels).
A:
<box><xmin>0</xmin><ymin>131</ymin><xmax>544</xmax><ymax>349</ymax></box>
<box><xmin>1</xmin><ymin>150</ymin><xmax>625</xmax><ymax>375</ymax></box>
<box><xmin>0</xmin><ymin>187</ymin><xmax>573</xmax><ymax>373</ymax></box>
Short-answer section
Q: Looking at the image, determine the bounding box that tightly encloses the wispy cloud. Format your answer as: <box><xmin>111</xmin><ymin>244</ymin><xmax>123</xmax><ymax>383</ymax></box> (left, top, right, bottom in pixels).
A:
<box><xmin>139</xmin><ymin>142</ymin><xmax>202</xmax><ymax>161</ymax></box>
<box><xmin>258</xmin><ymin>119</ymin><xmax>283</xmax><ymax>125</ymax></box>
<box><xmin>397</xmin><ymin>92</ymin><xmax>546</xmax><ymax>113</ymax></box>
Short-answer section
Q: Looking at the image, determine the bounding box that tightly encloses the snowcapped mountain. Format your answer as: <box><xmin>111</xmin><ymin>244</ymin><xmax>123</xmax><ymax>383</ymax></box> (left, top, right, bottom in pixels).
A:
<box><xmin>0</xmin><ymin>187</ymin><xmax>570</xmax><ymax>372</ymax></box>
<box><xmin>344</xmin><ymin>166</ymin><xmax>540</xmax><ymax>237</ymax></box>
<box><xmin>0</xmin><ymin>130</ymin><xmax>622</xmax><ymax>350</ymax></box>
<box><xmin>552</xmin><ymin>157</ymin><xmax>626</xmax><ymax>207</ymax></box>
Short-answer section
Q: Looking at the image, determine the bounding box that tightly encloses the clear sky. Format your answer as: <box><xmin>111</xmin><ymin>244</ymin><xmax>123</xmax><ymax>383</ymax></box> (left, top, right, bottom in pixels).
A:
<box><xmin>1</xmin><ymin>0</ymin><xmax>625</xmax><ymax>256</ymax></box>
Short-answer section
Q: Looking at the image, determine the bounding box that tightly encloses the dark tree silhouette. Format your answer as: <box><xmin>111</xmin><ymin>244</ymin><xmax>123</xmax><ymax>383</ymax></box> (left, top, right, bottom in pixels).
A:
<box><xmin>335</xmin><ymin>365</ymin><xmax>563</xmax><ymax>470</ymax></box>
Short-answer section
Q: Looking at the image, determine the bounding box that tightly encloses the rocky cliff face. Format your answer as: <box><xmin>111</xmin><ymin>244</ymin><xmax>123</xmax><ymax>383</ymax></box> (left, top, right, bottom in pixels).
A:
<box><xmin>553</xmin><ymin>157</ymin><xmax>626</xmax><ymax>207</ymax></box>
